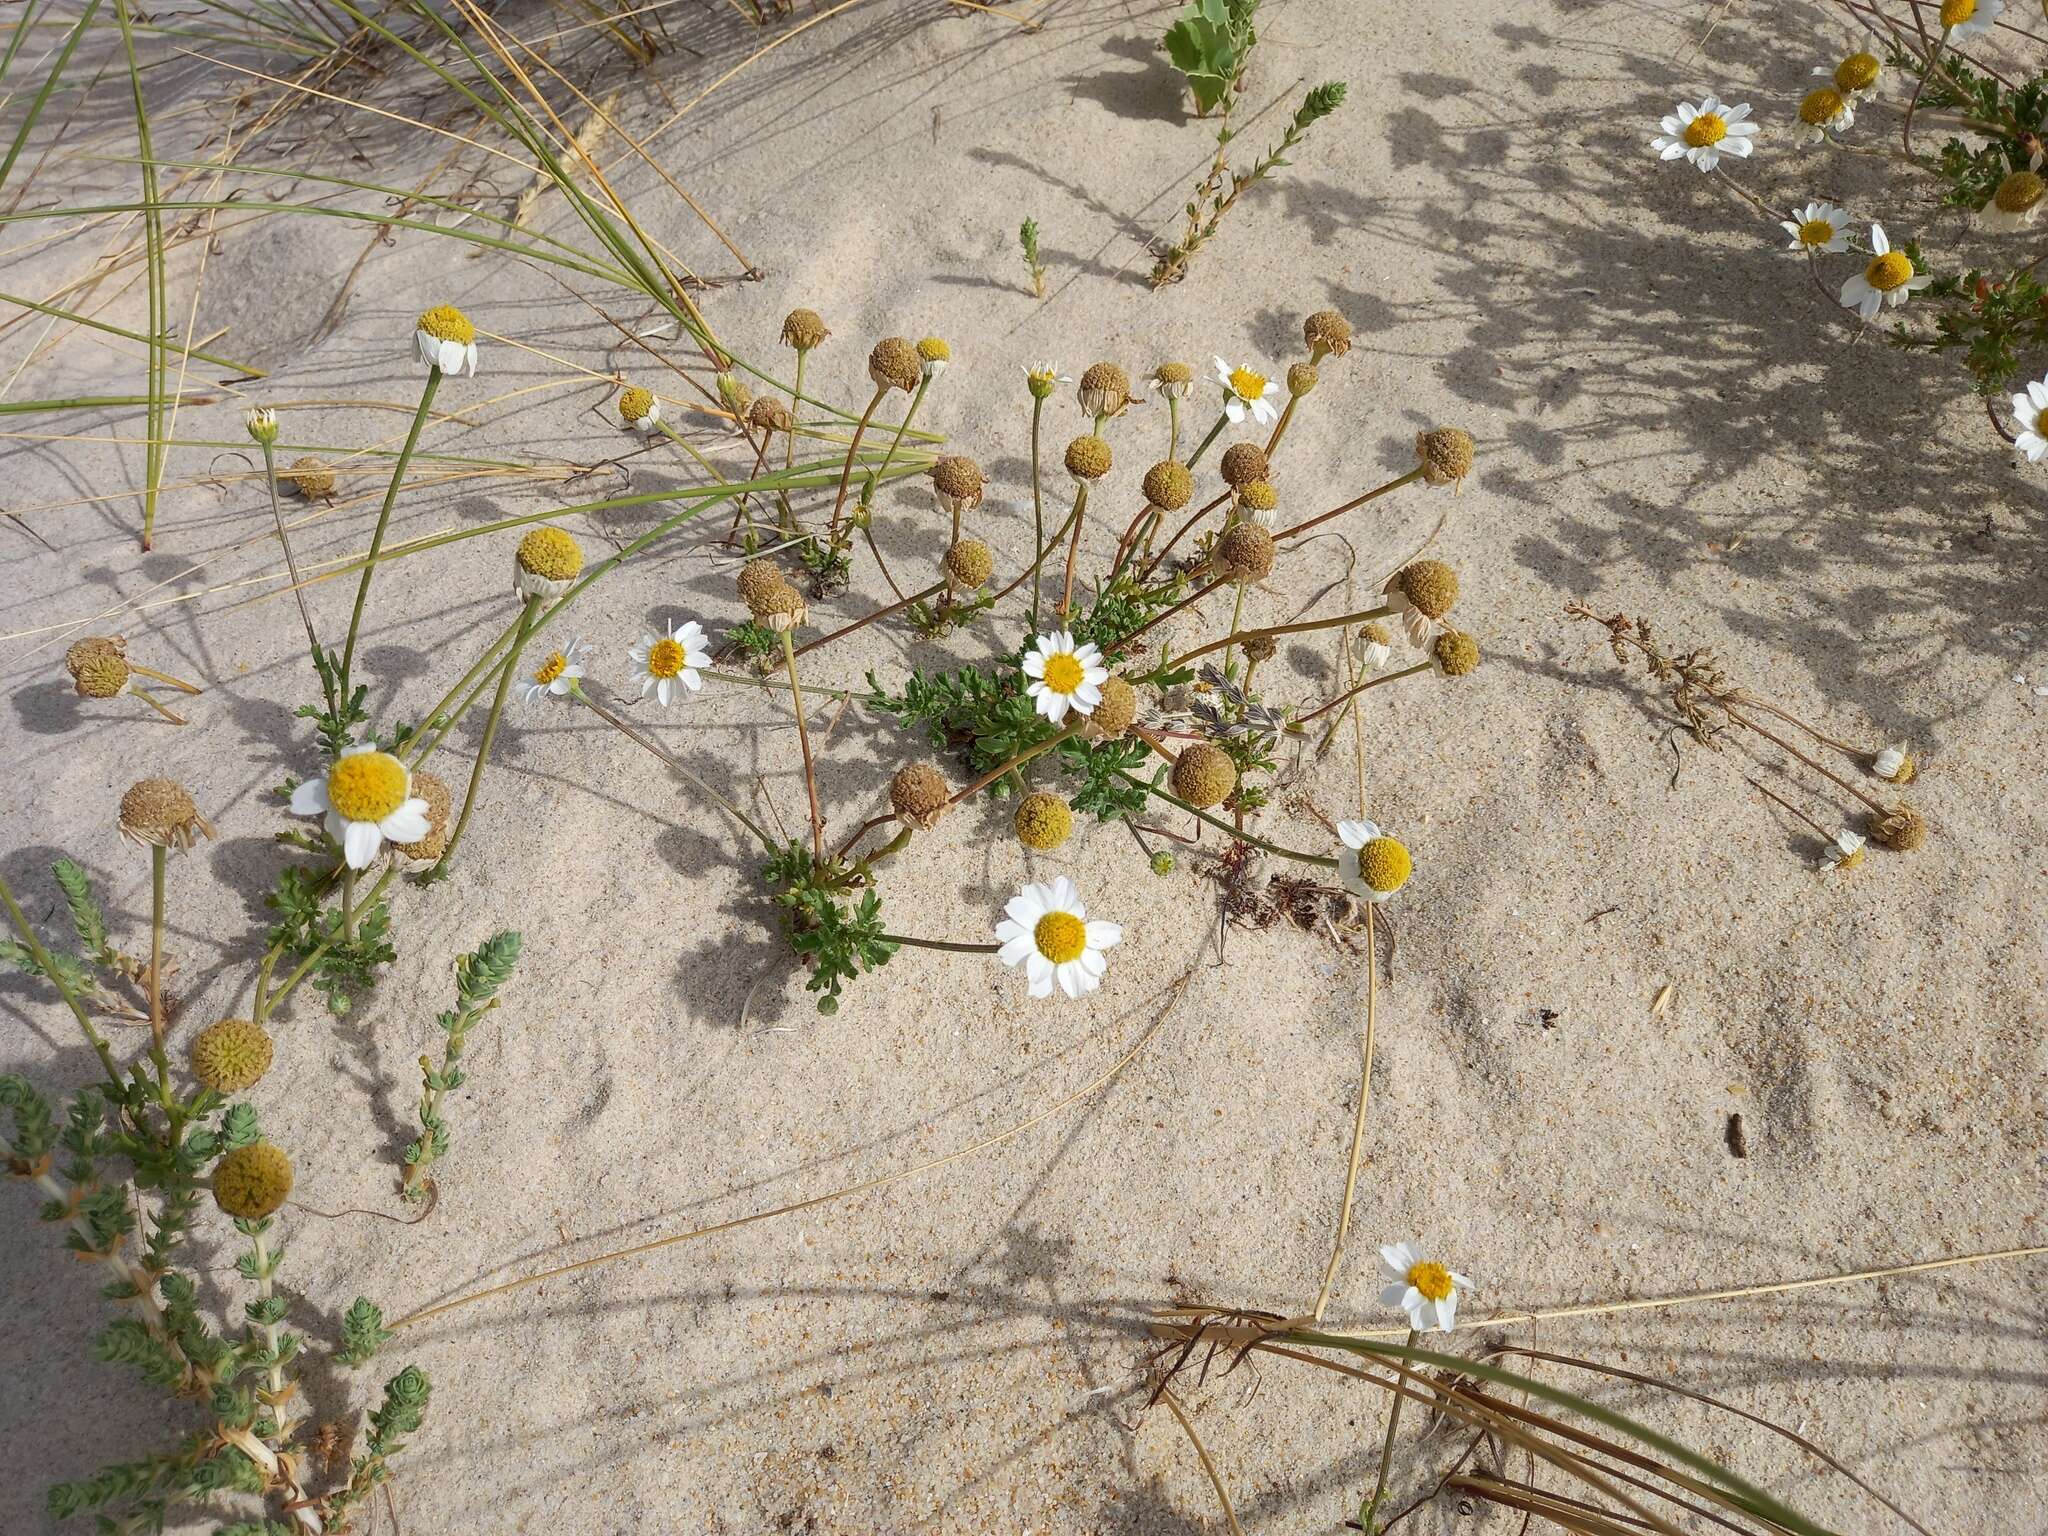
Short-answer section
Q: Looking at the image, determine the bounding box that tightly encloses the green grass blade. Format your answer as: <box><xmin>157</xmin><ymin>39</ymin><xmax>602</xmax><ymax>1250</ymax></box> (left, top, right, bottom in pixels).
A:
<box><xmin>112</xmin><ymin>0</ymin><xmax>168</xmax><ymax>549</ymax></box>
<box><xmin>0</xmin><ymin>0</ymin><xmax>103</xmax><ymax>196</ymax></box>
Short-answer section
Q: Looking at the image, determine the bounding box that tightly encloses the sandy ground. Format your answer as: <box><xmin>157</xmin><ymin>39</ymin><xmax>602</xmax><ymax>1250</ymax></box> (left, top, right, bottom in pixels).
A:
<box><xmin>2</xmin><ymin>0</ymin><xmax>2045</xmax><ymax>1530</ymax></box>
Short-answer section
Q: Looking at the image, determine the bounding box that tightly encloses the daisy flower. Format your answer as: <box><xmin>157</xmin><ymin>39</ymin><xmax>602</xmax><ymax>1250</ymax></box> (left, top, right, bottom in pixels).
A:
<box><xmin>290</xmin><ymin>745</ymin><xmax>431</xmax><ymax>870</ymax></box>
<box><xmin>2010</xmin><ymin>374</ymin><xmax>2048</xmax><ymax>461</ymax></box>
<box><xmin>1337</xmin><ymin>820</ymin><xmax>1412</xmax><ymax>903</ymax></box>
<box><xmin>1820</xmin><ymin>829</ymin><xmax>1866</xmax><ymax>871</ymax></box>
<box><xmin>1213</xmin><ymin>356</ymin><xmax>1283</xmax><ymax>426</ymax></box>
<box><xmin>994</xmin><ymin>876</ymin><xmax>1122</xmax><ymax>1000</ymax></box>
<box><xmin>1358</xmin><ymin>625</ymin><xmax>1393</xmax><ymax>673</ymax></box>
<box><xmin>1021</xmin><ymin>629</ymin><xmax>1109</xmax><ymax>725</ymax></box>
<box><xmin>1781</xmin><ymin>201</ymin><xmax>1851</xmax><ymax>253</ymax></box>
<box><xmin>519</xmin><ymin>637</ymin><xmax>592</xmax><ymax>705</ymax></box>
<box><xmin>1815</xmin><ymin>50</ymin><xmax>1882</xmax><ymax>99</ymax></box>
<box><xmin>630</xmin><ymin>617</ymin><xmax>711</xmax><ymax>706</ymax></box>
<box><xmin>619</xmin><ymin>385</ymin><xmax>662</xmax><ymax>436</ymax></box>
<box><xmin>1650</xmin><ymin>95</ymin><xmax>1758</xmax><ymax>171</ymax></box>
<box><xmin>1980</xmin><ymin>168</ymin><xmax>2047</xmax><ymax>232</ymax></box>
<box><xmin>1874</xmin><ymin>743</ymin><xmax>1917</xmax><ymax>782</ymax></box>
<box><xmin>413</xmin><ymin>303</ymin><xmax>479</xmax><ymax>376</ymax></box>
<box><xmin>1838</xmin><ymin>223</ymin><xmax>1931</xmax><ymax>319</ymax></box>
<box><xmin>1795</xmin><ymin>86</ymin><xmax>1855</xmax><ymax>143</ymax></box>
<box><xmin>1025</xmin><ymin>362</ymin><xmax>1071</xmax><ymax>401</ymax></box>
<box><xmin>1939</xmin><ymin>0</ymin><xmax>2001</xmax><ymax>40</ymax></box>
<box><xmin>1379</xmin><ymin>1242</ymin><xmax>1473</xmax><ymax>1333</ymax></box>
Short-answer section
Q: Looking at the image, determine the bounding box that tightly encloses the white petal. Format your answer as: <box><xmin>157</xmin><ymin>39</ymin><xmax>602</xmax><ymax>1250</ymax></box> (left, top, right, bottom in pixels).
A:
<box><xmin>1025</xmin><ymin>953</ymin><xmax>1054</xmax><ymax>997</ymax></box>
<box><xmin>998</xmin><ymin>932</ymin><xmax>1035</xmax><ymax>966</ymax></box>
<box><xmin>1005</xmin><ymin>889</ymin><xmax>1049</xmax><ymax>926</ymax></box>
<box><xmin>290</xmin><ymin>778</ymin><xmax>330</xmax><ymax>816</ymax></box>
<box><xmin>342</xmin><ymin>819</ymin><xmax>383</xmax><ymax>869</ymax></box>
<box><xmin>1870</xmin><ymin>223</ymin><xmax>1889</xmax><ymax>255</ymax></box>
<box><xmin>656</xmin><ymin>676</ymin><xmax>674</xmax><ymax>707</ymax></box>
<box><xmin>681</xmin><ymin>669</ymin><xmax>704</xmax><ymax>692</ymax></box>
<box><xmin>1379</xmin><ymin>1282</ymin><xmax>1409</xmax><ymax>1308</ymax></box>
<box><xmin>1049</xmin><ymin>875</ymin><xmax>1079</xmax><ymax>912</ymax></box>
<box><xmin>380</xmin><ymin>800</ymin><xmax>430</xmax><ymax>842</ymax></box>
<box><xmin>1337</xmin><ymin>819</ymin><xmax>1377</xmax><ymax>849</ymax></box>
<box><xmin>1083</xmin><ymin>919</ymin><xmax>1122</xmax><ymax>951</ymax></box>
<box><xmin>1055</xmin><ymin>961</ymin><xmax>1083</xmax><ymax>999</ymax></box>
<box><xmin>1021</xmin><ymin>652</ymin><xmax>1047</xmax><ymax>677</ymax></box>
<box><xmin>1223</xmin><ymin>398</ymin><xmax>1246</xmax><ymax>423</ymax></box>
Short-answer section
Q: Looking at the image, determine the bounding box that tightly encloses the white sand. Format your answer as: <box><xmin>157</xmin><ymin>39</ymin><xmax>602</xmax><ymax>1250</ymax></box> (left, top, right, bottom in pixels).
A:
<box><xmin>2</xmin><ymin>0</ymin><xmax>2044</xmax><ymax>1531</ymax></box>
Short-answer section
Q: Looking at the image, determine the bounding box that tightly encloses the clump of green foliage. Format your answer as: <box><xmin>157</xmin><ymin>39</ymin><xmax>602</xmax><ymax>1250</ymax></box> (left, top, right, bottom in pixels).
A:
<box><xmin>1163</xmin><ymin>0</ymin><xmax>1259</xmax><ymax>115</ymax></box>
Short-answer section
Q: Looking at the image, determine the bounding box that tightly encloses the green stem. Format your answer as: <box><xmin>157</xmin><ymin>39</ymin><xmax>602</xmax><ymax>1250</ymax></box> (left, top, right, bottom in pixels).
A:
<box><xmin>258</xmin><ymin>440</ymin><xmax>323</xmax><ymax>671</ymax></box>
<box><xmin>340</xmin><ymin>868</ymin><xmax>356</xmax><ymax>944</ymax></box>
<box><xmin>432</xmin><ymin>594</ymin><xmax>541</xmax><ymax>877</ymax></box>
<box><xmin>876</xmin><ymin>932</ymin><xmax>1000</xmax><ymax>954</ymax></box>
<box><xmin>1167</xmin><ymin>395</ymin><xmax>1182</xmax><ymax>461</ymax></box>
<box><xmin>1028</xmin><ymin>395</ymin><xmax>1046</xmax><ymax>632</ymax></box>
<box><xmin>1120</xmin><ymin>770</ymin><xmax>1338</xmax><ymax>868</ymax></box>
<box><xmin>1357</xmin><ymin>1325</ymin><xmax>1417</xmax><ymax>1532</ymax></box>
<box><xmin>829</xmin><ymin>384</ymin><xmax>889</xmax><ymax>543</ymax></box>
<box><xmin>1159</xmin><ymin>601</ymin><xmax>1398</xmax><ymax>679</ymax></box>
<box><xmin>1186</xmin><ymin>408</ymin><xmax>1229</xmax><ymax>467</ymax></box>
<box><xmin>568</xmin><ymin>682</ymin><xmax>776</xmax><ymax>851</ymax></box>
<box><xmin>340</xmin><ymin>365</ymin><xmax>441</xmax><ymax>704</ymax></box>
<box><xmin>782</xmin><ymin>629</ymin><xmax>824</xmax><ymax>862</ymax></box>
<box><xmin>0</xmin><ymin>871</ymin><xmax>123</xmax><ymax>1090</ymax></box>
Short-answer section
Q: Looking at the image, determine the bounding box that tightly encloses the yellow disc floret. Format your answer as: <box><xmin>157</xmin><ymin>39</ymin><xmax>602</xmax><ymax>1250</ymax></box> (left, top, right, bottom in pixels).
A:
<box><xmin>1358</xmin><ymin>836</ymin><xmax>1412</xmax><ymax>894</ymax></box>
<box><xmin>214</xmin><ymin>1142</ymin><xmax>292</xmax><ymax>1220</ymax></box>
<box><xmin>1866</xmin><ymin>250</ymin><xmax>1914</xmax><ymax>292</ymax></box>
<box><xmin>619</xmin><ymin>385</ymin><xmax>654</xmax><ymax>423</ymax></box>
<box><xmin>517</xmin><ymin>526</ymin><xmax>583</xmax><ymax>582</ymax></box>
<box><xmin>1227</xmin><ymin>366</ymin><xmax>1268</xmax><ymax>401</ymax></box>
<box><xmin>917</xmin><ymin>336</ymin><xmax>951</xmax><ymax>364</ymax></box>
<box><xmin>1683</xmin><ymin>112</ymin><xmax>1727</xmax><ymax>148</ymax></box>
<box><xmin>327</xmin><ymin>751</ymin><xmax>409</xmax><ymax>823</ymax></box>
<box><xmin>1407</xmin><ymin>1260</ymin><xmax>1453</xmax><ymax>1301</ymax></box>
<box><xmin>1013</xmin><ymin>791</ymin><xmax>1073</xmax><ymax>851</ymax></box>
<box><xmin>1799</xmin><ymin>87</ymin><xmax>1845</xmax><ymax>126</ymax></box>
<box><xmin>1796</xmin><ymin>218</ymin><xmax>1836</xmax><ymax>247</ymax></box>
<box><xmin>191</xmin><ymin>1018</ymin><xmax>274</xmax><ymax>1096</ymax></box>
<box><xmin>415</xmin><ymin>303</ymin><xmax>475</xmax><ymax>344</ymax></box>
<box><xmin>532</xmin><ymin>652</ymin><xmax>568</xmax><ymax>689</ymax></box>
<box><xmin>1995</xmin><ymin>170</ymin><xmax>2046</xmax><ymax>213</ymax></box>
<box><xmin>1042</xmin><ymin>652</ymin><xmax>1084</xmax><ymax>693</ymax></box>
<box><xmin>1940</xmin><ymin>0</ymin><xmax>1976</xmax><ymax>27</ymax></box>
<box><xmin>647</xmin><ymin>637</ymin><xmax>686</xmax><ymax>679</ymax></box>
<box><xmin>1033</xmin><ymin>910</ymin><xmax>1087</xmax><ymax>964</ymax></box>
<box><xmin>1835</xmin><ymin>52</ymin><xmax>1881</xmax><ymax>92</ymax></box>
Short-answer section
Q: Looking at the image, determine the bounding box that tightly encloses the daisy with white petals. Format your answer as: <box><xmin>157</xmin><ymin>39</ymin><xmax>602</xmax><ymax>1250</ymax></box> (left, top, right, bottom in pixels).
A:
<box><xmin>1939</xmin><ymin>0</ymin><xmax>2001</xmax><ymax>41</ymax></box>
<box><xmin>1025</xmin><ymin>362</ymin><xmax>1072</xmax><ymax>401</ymax></box>
<box><xmin>1337</xmin><ymin>820</ymin><xmax>1412</xmax><ymax>903</ymax></box>
<box><xmin>1838</xmin><ymin>223</ymin><xmax>1932</xmax><ymax>320</ymax></box>
<box><xmin>1213</xmin><ymin>356</ymin><xmax>1283</xmax><ymax>426</ymax></box>
<box><xmin>519</xmin><ymin>637</ymin><xmax>593</xmax><ymax>705</ymax></box>
<box><xmin>413</xmin><ymin>304</ymin><xmax>479</xmax><ymax>376</ymax></box>
<box><xmin>1820</xmin><ymin>829</ymin><xmax>1866</xmax><ymax>871</ymax></box>
<box><xmin>630</xmin><ymin>617</ymin><xmax>711</xmax><ymax>706</ymax></box>
<box><xmin>289</xmin><ymin>745</ymin><xmax>431</xmax><ymax>870</ymax></box>
<box><xmin>1379</xmin><ymin>1242</ymin><xmax>1473</xmax><ymax>1333</ymax></box>
<box><xmin>1650</xmin><ymin>95</ymin><xmax>1758</xmax><ymax>171</ymax></box>
<box><xmin>1781</xmin><ymin>201</ymin><xmax>1851</xmax><ymax>253</ymax></box>
<box><xmin>1795</xmin><ymin>86</ymin><xmax>1855</xmax><ymax>144</ymax></box>
<box><xmin>2010</xmin><ymin>373</ymin><xmax>2048</xmax><ymax>461</ymax></box>
<box><xmin>1021</xmin><ymin>629</ymin><xmax>1109</xmax><ymax>725</ymax></box>
<box><xmin>995</xmin><ymin>877</ymin><xmax>1121</xmax><ymax>999</ymax></box>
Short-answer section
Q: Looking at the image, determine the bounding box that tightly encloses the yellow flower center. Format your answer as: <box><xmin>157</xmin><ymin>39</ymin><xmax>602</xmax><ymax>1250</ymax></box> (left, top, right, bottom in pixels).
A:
<box><xmin>1359</xmin><ymin>836</ymin><xmax>1412</xmax><ymax>893</ymax></box>
<box><xmin>1407</xmin><ymin>1260</ymin><xmax>1455</xmax><ymax>1302</ymax></box>
<box><xmin>1866</xmin><ymin>250</ymin><xmax>1914</xmax><ymax>292</ymax></box>
<box><xmin>1034</xmin><ymin>910</ymin><xmax>1087</xmax><ymax>965</ymax></box>
<box><xmin>1835</xmin><ymin>52</ymin><xmax>1880</xmax><ymax>91</ymax></box>
<box><xmin>647</xmin><ymin>637</ymin><xmax>687</xmax><ymax>679</ymax></box>
<box><xmin>917</xmin><ymin>336</ymin><xmax>951</xmax><ymax>362</ymax></box>
<box><xmin>619</xmin><ymin>385</ymin><xmax>653</xmax><ymax>422</ymax></box>
<box><xmin>1836</xmin><ymin>846</ymin><xmax>1866</xmax><ymax>870</ymax></box>
<box><xmin>517</xmin><ymin>526</ymin><xmax>583</xmax><ymax>581</ymax></box>
<box><xmin>1042</xmin><ymin>652</ymin><xmax>1084</xmax><ymax>693</ymax></box>
<box><xmin>416</xmin><ymin>303</ymin><xmax>475</xmax><ymax>344</ymax></box>
<box><xmin>1797</xmin><ymin>218</ymin><xmax>1836</xmax><ymax>247</ymax></box>
<box><xmin>1799</xmin><ymin>87</ymin><xmax>1844</xmax><ymax>126</ymax></box>
<box><xmin>1995</xmin><ymin>170</ymin><xmax>2046</xmax><ymax>212</ymax></box>
<box><xmin>1227</xmin><ymin>366</ymin><xmax>1267</xmax><ymax>401</ymax></box>
<box><xmin>533</xmin><ymin>653</ymin><xmax>567</xmax><ymax>687</ymax></box>
<box><xmin>1940</xmin><ymin>0</ymin><xmax>1974</xmax><ymax>26</ymax></box>
<box><xmin>327</xmin><ymin>751</ymin><xmax>409</xmax><ymax>823</ymax></box>
<box><xmin>1682</xmin><ymin>112</ymin><xmax>1727</xmax><ymax>148</ymax></box>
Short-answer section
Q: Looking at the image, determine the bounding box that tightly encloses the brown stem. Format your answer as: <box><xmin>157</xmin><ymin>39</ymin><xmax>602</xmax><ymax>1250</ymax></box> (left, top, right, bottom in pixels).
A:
<box><xmin>828</xmin><ymin>383</ymin><xmax>888</xmax><ymax>542</ymax></box>
<box><xmin>1162</xmin><ymin>602</ymin><xmax>1398</xmax><ymax>677</ymax></box>
<box><xmin>793</xmin><ymin>581</ymin><xmax>944</xmax><ymax>658</ymax></box>
<box><xmin>1056</xmin><ymin>482</ymin><xmax>1091</xmax><ymax>617</ymax></box>
<box><xmin>944</xmin><ymin>723</ymin><xmax>1082</xmax><ymax>809</ymax></box>
<box><xmin>1113</xmin><ymin>574</ymin><xmax>1230</xmax><ymax>657</ymax></box>
<box><xmin>128</xmin><ymin>662</ymin><xmax>203</xmax><ymax>695</ymax></box>
<box><xmin>1272</xmin><ymin>467</ymin><xmax>1424</xmax><ymax>544</ymax></box>
<box><xmin>1291</xmin><ymin>660</ymin><xmax>1431</xmax><ymax>730</ymax></box>
<box><xmin>1138</xmin><ymin>489</ymin><xmax>1233</xmax><ymax>582</ymax></box>
<box><xmin>1723</xmin><ymin>705</ymin><xmax>1891</xmax><ymax>816</ymax></box>
<box><xmin>781</xmin><ymin>630</ymin><xmax>825</xmax><ymax>861</ymax></box>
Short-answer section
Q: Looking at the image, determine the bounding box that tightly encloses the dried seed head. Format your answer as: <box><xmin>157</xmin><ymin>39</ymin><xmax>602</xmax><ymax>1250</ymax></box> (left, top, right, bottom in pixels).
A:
<box><xmin>1064</xmin><ymin>434</ymin><xmax>1112</xmax><ymax>481</ymax></box>
<box><xmin>1219</xmin><ymin>441</ymin><xmax>1270</xmax><ymax>489</ymax></box>
<box><xmin>1142</xmin><ymin>460</ymin><xmax>1194</xmax><ymax>512</ymax></box>
<box><xmin>1389</xmin><ymin>559</ymin><xmax>1459</xmax><ymax>619</ymax></box>
<box><xmin>1170</xmin><ymin>743</ymin><xmax>1238</xmax><ymax>809</ymax></box>
<box><xmin>1012</xmin><ymin>791</ymin><xmax>1073</xmax><ymax>851</ymax></box>
<box><xmin>1078</xmin><ymin>361</ymin><xmax>1131</xmax><ymax>417</ymax></box>
<box><xmin>930</xmin><ymin>455</ymin><xmax>986</xmax><ymax>512</ymax></box>
<box><xmin>1215</xmin><ymin>523</ymin><xmax>1275</xmax><ymax>583</ymax></box>
<box><xmin>1236</xmin><ymin>478</ymin><xmax>1278</xmax><ymax>518</ymax></box>
<box><xmin>1084</xmin><ymin>675</ymin><xmax>1137</xmax><ymax>740</ymax></box>
<box><xmin>758</xmin><ymin>582</ymin><xmax>807</xmax><ymax>632</ymax></box>
<box><xmin>390</xmin><ymin>771</ymin><xmax>451</xmax><ymax>861</ymax></box>
<box><xmin>1287</xmin><ymin>362</ymin><xmax>1319</xmax><ymax>398</ymax></box>
<box><xmin>1873</xmin><ymin>806</ymin><xmax>1928</xmax><ymax>851</ymax></box>
<box><xmin>1361</xmin><ymin>620</ymin><xmax>1393</xmax><ymax>647</ymax></box>
<box><xmin>118</xmin><ymin>778</ymin><xmax>213</xmax><ymax>851</ymax></box>
<box><xmin>190</xmin><ymin>1018</ymin><xmax>274</xmax><ymax>1096</ymax></box>
<box><xmin>286</xmin><ymin>456</ymin><xmax>336</xmax><ymax>497</ymax></box>
<box><xmin>66</xmin><ymin>637</ymin><xmax>129</xmax><ymax>698</ymax></box>
<box><xmin>1243</xmin><ymin>634</ymin><xmax>1277</xmax><ymax>663</ymax></box>
<box><xmin>213</xmin><ymin>1142</ymin><xmax>293</xmax><ymax>1220</ymax></box>
<box><xmin>1152</xmin><ymin>360</ymin><xmax>1194</xmax><ymax>398</ymax></box>
<box><xmin>1303</xmin><ymin>309</ymin><xmax>1353</xmax><ymax>356</ymax></box>
<box><xmin>869</xmin><ymin>336</ymin><xmax>923</xmax><ymax>394</ymax></box>
<box><xmin>748</xmin><ymin>397</ymin><xmax>793</xmax><ymax>434</ymax></box>
<box><xmin>943</xmin><ymin>538</ymin><xmax>993</xmax><ymax>591</ymax></box>
<box><xmin>890</xmin><ymin>761</ymin><xmax>950</xmax><ymax>830</ymax></box>
<box><xmin>781</xmin><ymin>307</ymin><xmax>829</xmax><ymax>351</ymax></box>
<box><xmin>1415</xmin><ymin>427</ymin><xmax>1475</xmax><ymax>488</ymax></box>
<box><xmin>1433</xmin><ymin>629</ymin><xmax>1481</xmax><ymax>676</ymax></box>
<box><xmin>737</xmin><ymin>559</ymin><xmax>786</xmax><ymax>613</ymax></box>
<box><xmin>515</xmin><ymin>526</ymin><xmax>584</xmax><ymax>599</ymax></box>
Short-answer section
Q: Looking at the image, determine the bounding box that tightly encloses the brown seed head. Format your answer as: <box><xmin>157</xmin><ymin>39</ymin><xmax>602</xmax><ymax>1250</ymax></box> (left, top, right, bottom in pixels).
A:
<box><xmin>1064</xmin><ymin>434</ymin><xmax>1112</xmax><ymax>481</ymax></box>
<box><xmin>930</xmin><ymin>455</ymin><xmax>986</xmax><ymax>509</ymax></box>
<box><xmin>737</xmin><ymin>559</ymin><xmax>786</xmax><ymax>612</ymax></box>
<box><xmin>748</xmin><ymin>397</ymin><xmax>793</xmax><ymax>435</ymax></box>
<box><xmin>1012</xmin><ymin>792</ymin><xmax>1073</xmax><ymax>851</ymax></box>
<box><xmin>1215</xmin><ymin>523</ymin><xmax>1275</xmax><ymax>584</ymax></box>
<box><xmin>1078</xmin><ymin>361</ymin><xmax>1131</xmax><ymax>417</ymax></box>
<box><xmin>1219</xmin><ymin>441</ymin><xmax>1269</xmax><ymax>489</ymax></box>
<box><xmin>66</xmin><ymin>637</ymin><xmax>129</xmax><ymax>698</ymax></box>
<box><xmin>191</xmin><ymin>1018</ymin><xmax>274</xmax><ymax>1096</ymax></box>
<box><xmin>758</xmin><ymin>582</ymin><xmax>807</xmax><ymax>632</ymax></box>
<box><xmin>1142</xmin><ymin>460</ymin><xmax>1193</xmax><ymax>512</ymax></box>
<box><xmin>869</xmin><ymin>336</ymin><xmax>922</xmax><ymax>394</ymax></box>
<box><xmin>1415</xmin><ymin>427</ymin><xmax>1475</xmax><ymax>488</ymax></box>
<box><xmin>118</xmin><ymin>778</ymin><xmax>213</xmax><ymax>851</ymax></box>
<box><xmin>890</xmin><ymin>761</ymin><xmax>950</xmax><ymax>830</ymax></box>
<box><xmin>286</xmin><ymin>457</ymin><xmax>336</xmax><ymax>497</ymax></box>
<box><xmin>1084</xmin><ymin>676</ymin><xmax>1137</xmax><ymax>740</ymax></box>
<box><xmin>781</xmin><ymin>308</ymin><xmax>829</xmax><ymax>351</ymax></box>
<box><xmin>1433</xmin><ymin>630</ymin><xmax>1481</xmax><ymax>677</ymax></box>
<box><xmin>943</xmin><ymin>538</ymin><xmax>993</xmax><ymax>591</ymax></box>
<box><xmin>390</xmin><ymin>771</ymin><xmax>451</xmax><ymax>861</ymax></box>
<box><xmin>213</xmin><ymin>1142</ymin><xmax>292</xmax><ymax>1220</ymax></box>
<box><xmin>1873</xmin><ymin>806</ymin><xmax>1928</xmax><ymax>851</ymax></box>
<box><xmin>1304</xmin><ymin>309</ymin><xmax>1354</xmax><ymax>356</ymax></box>
<box><xmin>1390</xmin><ymin>559</ymin><xmax>1458</xmax><ymax>619</ymax></box>
<box><xmin>1243</xmin><ymin>634</ymin><xmax>1277</xmax><ymax>663</ymax></box>
<box><xmin>1170</xmin><ymin>743</ymin><xmax>1238</xmax><ymax>810</ymax></box>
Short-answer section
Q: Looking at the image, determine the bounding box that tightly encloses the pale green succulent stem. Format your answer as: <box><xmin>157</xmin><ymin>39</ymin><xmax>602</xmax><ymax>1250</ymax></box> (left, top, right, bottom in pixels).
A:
<box><xmin>433</xmin><ymin>593</ymin><xmax>542</xmax><ymax>877</ymax></box>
